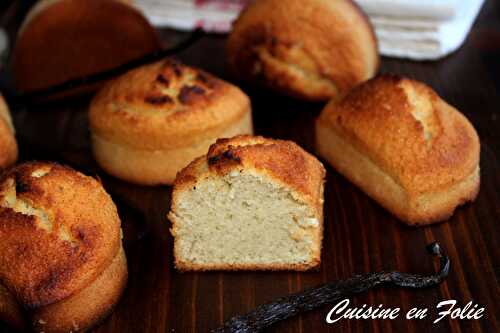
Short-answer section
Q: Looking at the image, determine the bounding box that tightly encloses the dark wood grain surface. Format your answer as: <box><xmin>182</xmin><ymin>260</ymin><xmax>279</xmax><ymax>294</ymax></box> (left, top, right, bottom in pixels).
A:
<box><xmin>1</xmin><ymin>0</ymin><xmax>500</xmax><ymax>332</ymax></box>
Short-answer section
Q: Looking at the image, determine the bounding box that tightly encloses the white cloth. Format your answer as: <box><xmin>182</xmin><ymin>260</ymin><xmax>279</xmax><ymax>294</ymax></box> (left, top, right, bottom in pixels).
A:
<box><xmin>133</xmin><ymin>0</ymin><xmax>246</xmax><ymax>33</ymax></box>
<box><xmin>359</xmin><ymin>0</ymin><xmax>485</xmax><ymax>60</ymax></box>
<box><xmin>356</xmin><ymin>0</ymin><xmax>459</xmax><ymax>20</ymax></box>
<box><xmin>133</xmin><ymin>0</ymin><xmax>485</xmax><ymax>61</ymax></box>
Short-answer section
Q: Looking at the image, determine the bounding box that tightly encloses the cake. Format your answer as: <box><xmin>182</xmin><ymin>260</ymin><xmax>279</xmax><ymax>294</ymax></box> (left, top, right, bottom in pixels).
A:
<box><xmin>168</xmin><ymin>135</ymin><xmax>326</xmax><ymax>271</ymax></box>
<box><xmin>89</xmin><ymin>59</ymin><xmax>253</xmax><ymax>185</ymax></box>
<box><xmin>226</xmin><ymin>0</ymin><xmax>379</xmax><ymax>101</ymax></box>
<box><xmin>0</xmin><ymin>162</ymin><xmax>127</xmax><ymax>332</ymax></box>
<box><xmin>316</xmin><ymin>75</ymin><xmax>480</xmax><ymax>225</ymax></box>
<box><xmin>0</xmin><ymin>95</ymin><xmax>17</xmax><ymax>169</ymax></box>
<box><xmin>11</xmin><ymin>0</ymin><xmax>162</xmax><ymax>97</ymax></box>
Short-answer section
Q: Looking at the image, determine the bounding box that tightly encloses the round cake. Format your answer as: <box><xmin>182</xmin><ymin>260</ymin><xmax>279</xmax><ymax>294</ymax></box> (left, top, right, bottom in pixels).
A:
<box><xmin>89</xmin><ymin>59</ymin><xmax>254</xmax><ymax>185</ymax></box>
<box><xmin>11</xmin><ymin>0</ymin><xmax>162</xmax><ymax>95</ymax></box>
<box><xmin>226</xmin><ymin>0</ymin><xmax>379</xmax><ymax>101</ymax></box>
<box><xmin>0</xmin><ymin>162</ymin><xmax>127</xmax><ymax>332</ymax></box>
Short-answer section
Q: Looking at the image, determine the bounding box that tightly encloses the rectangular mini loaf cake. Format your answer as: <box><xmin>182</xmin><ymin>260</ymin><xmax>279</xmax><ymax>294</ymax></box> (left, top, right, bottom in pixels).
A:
<box><xmin>316</xmin><ymin>75</ymin><xmax>480</xmax><ymax>226</ymax></box>
<box><xmin>168</xmin><ymin>135</ymin><xmax>326</xmax><ymax>271</ymax></box>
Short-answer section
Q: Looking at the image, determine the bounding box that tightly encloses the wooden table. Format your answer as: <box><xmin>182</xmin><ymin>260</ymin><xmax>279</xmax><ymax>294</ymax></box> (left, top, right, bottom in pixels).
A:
<box><xmin>2</xmin><ymin>0</ymin><xmax>500</xmax><ymax>332</ymax></box>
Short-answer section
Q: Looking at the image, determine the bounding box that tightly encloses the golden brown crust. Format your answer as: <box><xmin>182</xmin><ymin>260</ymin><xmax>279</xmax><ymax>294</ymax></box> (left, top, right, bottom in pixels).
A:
<box><xmin>0</xmin><ymin>162</ymin><xmax>121</xmax><ymax>307</ymax></box>
<box><xmin>0</xmin><ymin>245</ymin><xmax>127</xmax><ymax>333</ymax></box>
<box><xmin>316</xmin><ymin>75</ymin><xmax>480</xmax><ymax>224</ymax></box>
<box><xmin>18</xmin><ymin>0</ymin><xmax>133</xmax><ymax>35</ymax></box>
<box><xmin>173</xmin><ymin>135</ymin><xmax>326</xmax><ymax>215</ymax></box>
<box><xmin>0</xmin><ymin>96</ymin><xmax>18</xmax><ymax>170</ymax></box>
<box><xmin>174</xmin><ymin>260</ymin><xmax>320</xmax><ymax>272</ymax></box>
<box><xmin>32</xmin><ymin>245</ymin><xmax>128</xmax><ymax>333</ymax></box>
<box><xmin>170</xmin><ymin>135</ymin><xmax>325</xmax><ymax>271</ymax></box>
<box><xmin>89</xmin><ymin>59</ymin><xmax>252</xmax><ymax>150</ymax></box>
<box><xmin>12</xmin><ymin>0</ymin><xmax>162</xmax><ymax>94</ymax></box>
<box><xmin>226</xmin><ymin>0</ymin><xmax>379</xmax><ymax>101</ymax></box>
<box><xmin>318</xmin><ymin>75</ymin><xmax>479</xmax><ymax>194</ymax></box>
<box><xmin>89</xmin><ymin>59</ymin><xmax>253</xmax><ymax>185</ymax></box>
<box><xmin>91</xmin><ymin>109</ymin><xmax>253</xmax><ymax>186</ymax></box>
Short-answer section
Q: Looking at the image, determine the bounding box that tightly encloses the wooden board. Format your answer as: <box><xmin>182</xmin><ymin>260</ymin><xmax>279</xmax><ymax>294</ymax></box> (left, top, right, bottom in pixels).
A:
<box><xmin>1</xmin><ymin>0</ymin><xmax>500</xmax><ymax>332</ymax></box>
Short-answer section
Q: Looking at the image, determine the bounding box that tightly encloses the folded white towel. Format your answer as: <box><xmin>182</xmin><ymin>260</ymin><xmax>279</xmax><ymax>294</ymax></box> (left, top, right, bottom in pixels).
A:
<box><xmin>133</xmin><ymin>0</ymin><xmax>484</xmax><ymax>61</ymax></box>
<box><xmin>356</xmin><ymin>0</ymin><xmax>459</xmax><ymax>20</ymax></box>
<box><xmin>362</xmin><ymin>0</ymin><xmax>485</xmax><ymax>60</ymax></box>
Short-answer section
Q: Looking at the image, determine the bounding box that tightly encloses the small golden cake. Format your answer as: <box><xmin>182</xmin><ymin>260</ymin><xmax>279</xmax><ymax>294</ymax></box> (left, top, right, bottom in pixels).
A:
<box><xmin>0</xmin><ymin>162</ymin><xmax>127</xmax><ymax>332</ymax></box>
<box><xmin>316</xmin><ymin>75</ymin><xmax>480</xmax><ymax>225</ymax></box>
<box><xmin>89</xmin><ymin>59</ymin><xmax>254</xmax><ymax>185</ymax></box>
<box><xmin>0</xmin><ymin>95</ymin><xmax>17</xmax><ymax>169</ymax></box>
<box><xmin>12</xmin><ymin>0</ymin><xmax>161</xmax><ymax>96</ymax></box>
<box><xmin>168</xmin><ymin>135</ymin><xmax>325</xmax><ymax>271</ymax></box>
<box><xmin>226</xmin><ymin>0</ymin><xmax>379</xmax><ymax>101</ymax></box>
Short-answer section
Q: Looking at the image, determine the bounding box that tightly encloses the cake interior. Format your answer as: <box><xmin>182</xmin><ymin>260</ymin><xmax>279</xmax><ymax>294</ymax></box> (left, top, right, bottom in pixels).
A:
<box><xmin>170</xmin><ymin>171</ymin><xmax>321</xmax><ymax>270</ymax></box>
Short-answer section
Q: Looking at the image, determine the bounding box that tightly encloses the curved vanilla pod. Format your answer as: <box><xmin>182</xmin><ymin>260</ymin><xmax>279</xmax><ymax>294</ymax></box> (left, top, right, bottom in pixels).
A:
<box><xmin>212</xmin><ymin>242</ymin><xmax>450</xmax><ymax>333</ymax></box>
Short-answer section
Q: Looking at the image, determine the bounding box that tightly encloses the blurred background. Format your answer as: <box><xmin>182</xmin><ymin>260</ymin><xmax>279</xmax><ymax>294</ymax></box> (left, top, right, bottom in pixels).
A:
<box><xmin>0</xmin><ymin>0</ymin><xmax>487</xmax><ymax>65</ymax></box>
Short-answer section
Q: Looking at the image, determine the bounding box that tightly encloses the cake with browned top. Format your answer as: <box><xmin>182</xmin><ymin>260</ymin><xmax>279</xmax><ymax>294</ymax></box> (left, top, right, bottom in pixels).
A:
<box><xmin>12</xmin><ymin>0</ymin><xmax>162</xmax><ymax>97</ymax></box>
<box><xmin>226</xmin><ymin>0</ymin><xmax>379</xmax><ymax>101</ymax></box>
<box><xmin>89</xmin><ymin>59</ymin><xmax>253</xmax><ymax>185</ymax></box>
<box><xmin>316</xmin><ymin>75</ymin><xmax>480</xmax><ymax>225</ymax></box>
<box><xmin>0</xmin><ymin>162</ymin><xmax>127</xmax><ymax>332</ymax></box>
<box><xmin>168</xmin><ymin>135</ymin><xmax>325</xmax><ymax>271</ymax></box>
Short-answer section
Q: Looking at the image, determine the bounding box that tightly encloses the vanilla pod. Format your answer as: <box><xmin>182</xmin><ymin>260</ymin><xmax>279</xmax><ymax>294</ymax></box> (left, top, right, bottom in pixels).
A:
<box><xmin>213</xmin><ymin>242</ymin><xmax>449</xmax><ymax>333</ymax></box>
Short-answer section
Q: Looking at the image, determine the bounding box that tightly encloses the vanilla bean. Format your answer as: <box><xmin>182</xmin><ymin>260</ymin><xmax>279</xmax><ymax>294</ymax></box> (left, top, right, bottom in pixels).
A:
<box><xmin>212</xmin><ymin>242</ymin><xmax>449</xmax><ymax>333</ymax></box>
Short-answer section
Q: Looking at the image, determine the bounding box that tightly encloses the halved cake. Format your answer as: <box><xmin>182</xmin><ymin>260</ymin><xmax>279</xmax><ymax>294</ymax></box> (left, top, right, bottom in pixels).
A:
<box><xmin>168</xmin><ymin>135</ymin><xmax>326</xmax><ymax>271</ymax></box>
